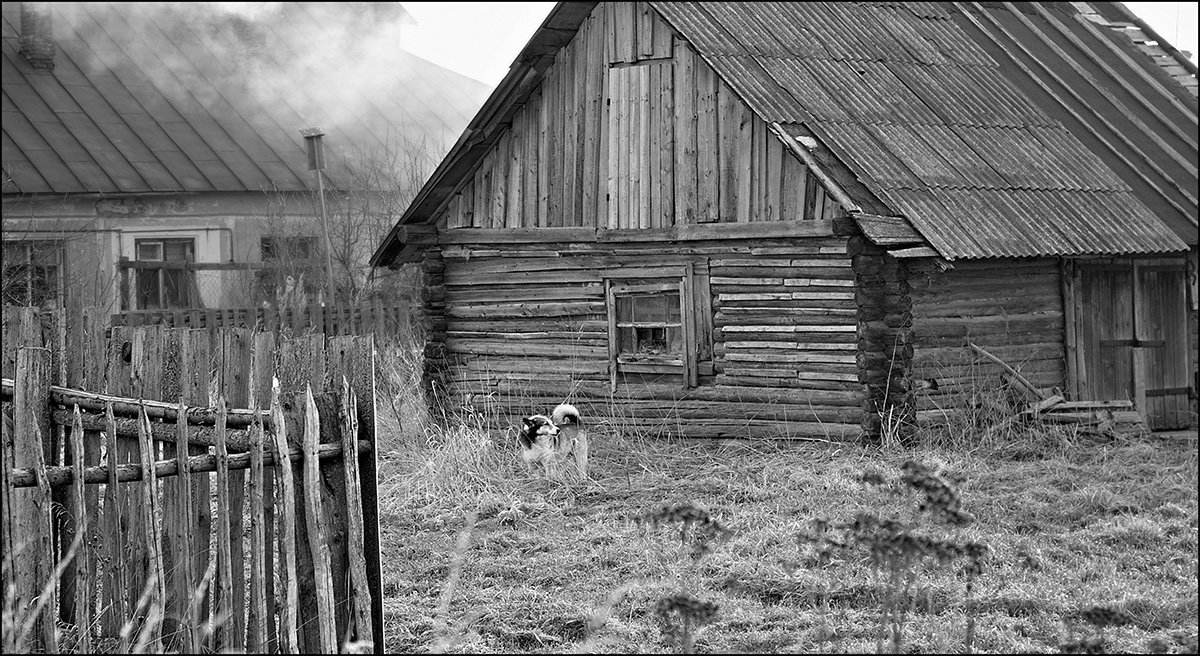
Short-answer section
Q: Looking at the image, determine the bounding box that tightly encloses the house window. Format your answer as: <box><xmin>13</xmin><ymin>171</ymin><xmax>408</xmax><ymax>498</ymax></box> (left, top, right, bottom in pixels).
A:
<box><xmin>135</xmin><ymin>238</ymin><xmax>195</xmax><ymax>309</ymax></box>
<box><xmin>257</xmin><ymin>236</ymin><xmax>319</xmax><ymax>303</ymax></box>
<box><xmin>606</xmin><ymin>264</ymin><xmax>712</xmax><ymax>389</ymax></box>
<box><xmin>2</xmin><ymin>240</ymin><xmax>62</xmax><ymax>307</ymax></box>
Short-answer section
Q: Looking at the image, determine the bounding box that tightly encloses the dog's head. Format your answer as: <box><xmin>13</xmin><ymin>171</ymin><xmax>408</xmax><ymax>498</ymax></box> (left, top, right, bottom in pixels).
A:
<box><xmin>518</xmin><ymin>413</ymin><xmax>559</xmax><ymax>450</ymax></box>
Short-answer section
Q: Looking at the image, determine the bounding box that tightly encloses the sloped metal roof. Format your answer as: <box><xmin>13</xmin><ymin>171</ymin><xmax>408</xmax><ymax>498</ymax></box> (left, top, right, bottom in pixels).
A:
<box><xmin>652</xmin><ymin>1</ymin><xmax>1196</xmax><ymax>258</ymax></box>
<box><xmin>1</xmin><ymin>2</ymin><xmax>492</xmax><ymax>195</ymax></box>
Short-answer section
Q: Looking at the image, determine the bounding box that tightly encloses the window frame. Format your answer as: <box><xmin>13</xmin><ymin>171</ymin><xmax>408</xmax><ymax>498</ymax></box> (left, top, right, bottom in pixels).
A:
<box><xmin>134</xmin><ymin>237</ymin><xmax>195</xmax><ymax>310</ymax></box>
<box><xmin>604</xmin><ymin>262</ymin><xmax>711</xmax><ymax>390</ymax></box>
<box><xmin>2</xmin><ymin>240</ymin><xmax>63</xmax><ymax>308</ymax></box>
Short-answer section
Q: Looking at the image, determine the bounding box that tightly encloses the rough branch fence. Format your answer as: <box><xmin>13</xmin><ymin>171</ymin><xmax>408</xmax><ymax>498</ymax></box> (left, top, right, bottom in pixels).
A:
<box><xmin>1</xmin><ymin>306</ymin><xmax>384</xmax><ymax>654</ymax></box>
<box><xmin>110</xmin><ymin>298</ymin><xmax>413</xmax><ymax>340</ymax></box>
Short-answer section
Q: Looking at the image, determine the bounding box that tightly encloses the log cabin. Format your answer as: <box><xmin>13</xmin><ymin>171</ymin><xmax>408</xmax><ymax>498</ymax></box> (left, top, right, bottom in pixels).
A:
<box><xmin>371</xmin><ymin>2</ymin><xmax>1198</xmax><ymax>440</ymax></box>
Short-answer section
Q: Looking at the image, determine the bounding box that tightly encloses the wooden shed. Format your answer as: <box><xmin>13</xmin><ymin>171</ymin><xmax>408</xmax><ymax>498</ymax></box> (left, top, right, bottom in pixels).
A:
<box><xmin>371</xmin><ymin>2</ymin><xmax>1198</xmax><ymax>440</ymax></box>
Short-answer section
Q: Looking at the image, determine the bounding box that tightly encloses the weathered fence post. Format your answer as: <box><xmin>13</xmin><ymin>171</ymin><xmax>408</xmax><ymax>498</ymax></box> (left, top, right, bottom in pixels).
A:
<box><xmin>136</xmin><ymin>405</ymin><xmax>166</xmax><ymax>653</ymax></box>
<box><xmin>102</xmin><ymin>401</ymin><xmax>129</xmax><ymax>647</ymax></box>
<box><xmin>214</xmin><ymin>397</ymin><xmax>234</xmax><ymax>652</ymax></box>
<box><xmin>270</xmin><ymin>378</ymin><xmax>300</xmax><ymax>655</ymax></box>
<box><xmin>303</xmin><ymin>384</ymin><xmax>339</xmax><ymax>652</ymax></box>
<box><xmin>69</xmin><ymin>406</ymin><xmax>93</xmax><ymax>654</ymax></box>
<box><xmin>11</xmin><ymin>346</ymin><xmax>57</xmax><ymax>653</ymax></box>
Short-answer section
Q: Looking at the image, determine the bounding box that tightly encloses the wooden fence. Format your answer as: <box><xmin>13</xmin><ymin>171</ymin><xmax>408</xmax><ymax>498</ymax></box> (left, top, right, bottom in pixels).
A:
<box><xmin>109</xmin><ymin>299</ymin><xmax>413</xmax><ymax>342</ymax></box>
<box><xmin>0</xmin><ymin>306</ymin><xmax>384</xmax><ymax>654</ymax></box>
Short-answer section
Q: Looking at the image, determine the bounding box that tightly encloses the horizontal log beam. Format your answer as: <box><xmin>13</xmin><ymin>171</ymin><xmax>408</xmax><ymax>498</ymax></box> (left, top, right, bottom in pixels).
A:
<box><xmin>50</xmin><ymin>409</ymin><xmax>255</xmax><ymax>453</ymax></box>
<box><xmin>2</xmin><ymin>378</ymin><xmax>272</xmax><ymax>428</ymax></box>
<box><xmin>9</xmin><ymin>440</ymin><xmax>372</xmax><ymax>489</ymax></box>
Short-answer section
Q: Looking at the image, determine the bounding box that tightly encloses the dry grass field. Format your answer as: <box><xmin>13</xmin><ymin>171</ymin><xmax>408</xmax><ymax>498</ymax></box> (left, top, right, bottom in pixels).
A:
<box><xmin>373</xmin><ymin>346</ymin><xmax>1198</xmax><ymax>654</ymax></box>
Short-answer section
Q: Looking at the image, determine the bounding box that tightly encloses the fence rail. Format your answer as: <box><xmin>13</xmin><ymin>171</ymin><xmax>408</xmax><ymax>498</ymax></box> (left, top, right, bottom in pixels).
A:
<box><xmin>1</xmin><ymin>306</ymin><xmax>383</xmax><ymax>654</ymax></box>
<box><xmin>110</xmin><ymin>299</ymin><xmax>412</xmax><ymax>340</ymax></box>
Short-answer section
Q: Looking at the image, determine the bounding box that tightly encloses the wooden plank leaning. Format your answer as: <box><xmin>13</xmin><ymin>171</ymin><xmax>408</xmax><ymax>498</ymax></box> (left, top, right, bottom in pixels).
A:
<box><xmin>303</xmin><ymin>384</ymin><xmax>339</xmax><ymax>652</ymax></box>
<box><xmin>271</xmin><ymin>377</ymin><xmax>301</xmax><ymax>654</ymax></box>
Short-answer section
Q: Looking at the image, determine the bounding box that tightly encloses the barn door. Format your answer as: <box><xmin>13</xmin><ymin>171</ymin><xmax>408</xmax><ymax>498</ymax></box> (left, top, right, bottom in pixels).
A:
<box><xmin>1137</xmin><ymin>264</ymin><xmax>1191</xmax><ymax>429</ymax></box>
<box><xmin>1074</xmin><ymin>261</ymin><xmax>1192</xmax><ymax>430</ymax></box>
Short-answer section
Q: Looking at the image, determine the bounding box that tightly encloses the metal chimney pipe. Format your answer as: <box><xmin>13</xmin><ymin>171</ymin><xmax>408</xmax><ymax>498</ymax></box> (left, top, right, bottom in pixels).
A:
<box><xmin>299</xmin><ymin>128</ymin><xmax>336</xmax><ymax>299</ymax></box>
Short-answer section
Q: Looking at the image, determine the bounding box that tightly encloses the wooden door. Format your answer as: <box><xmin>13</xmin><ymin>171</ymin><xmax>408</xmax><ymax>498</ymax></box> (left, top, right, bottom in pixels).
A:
<box><xmin>1077</xmin><ymin>265</ymin><xmax>1136</xmax><ymax>403</ymax></box>
<box><xmin>1074</xmin><ymin>261</ymin><xmax>1192</xmax><ymax>430</ymax></box>
<box><xmin>1137</xmin><ymin>265</ymin><xmax>1191</xmax><ymax>429</ymax></box>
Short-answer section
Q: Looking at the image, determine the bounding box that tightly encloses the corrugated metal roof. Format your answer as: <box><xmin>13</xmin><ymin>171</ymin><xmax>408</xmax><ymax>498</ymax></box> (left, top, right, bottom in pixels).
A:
<box><xmin>2</xmin><ymin>2</ymin><xmax>491</xmax><ymax>195</ymax></box>
<box><xmin>650</xmin><ymin>1</ymin><xmax>1195</xmax><ymax>257</ymax></box>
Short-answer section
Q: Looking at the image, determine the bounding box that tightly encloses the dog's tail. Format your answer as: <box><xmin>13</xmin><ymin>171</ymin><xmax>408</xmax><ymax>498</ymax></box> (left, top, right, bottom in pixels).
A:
<box><xmin>551</xmin><ymin>403</ymin><xmax>581</xmax><ymax>426</ymax></box>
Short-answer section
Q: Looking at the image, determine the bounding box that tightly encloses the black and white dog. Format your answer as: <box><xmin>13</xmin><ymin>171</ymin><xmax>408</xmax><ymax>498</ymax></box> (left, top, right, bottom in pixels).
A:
<box><xmin>518</xmin><ymin>403</ymin><xmax>589</xmax><ymax>479</ymax></box>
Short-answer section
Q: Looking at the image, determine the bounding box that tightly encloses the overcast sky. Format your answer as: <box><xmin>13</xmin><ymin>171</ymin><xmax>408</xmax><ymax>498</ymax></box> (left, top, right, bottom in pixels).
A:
<box><xmin>402</xmin><ymin>2</ymin><xmax>1198</xmax><ymax>88</ymax></box>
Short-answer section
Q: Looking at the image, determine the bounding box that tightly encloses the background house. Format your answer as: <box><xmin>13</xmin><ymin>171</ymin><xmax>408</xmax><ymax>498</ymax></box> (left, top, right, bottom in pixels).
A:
<box><xmin>2</xmin><ymin>1</ymin><xmax>491</xmax><ymax>317</ymax></box>
<box><xmin>372</xmin><ymin>1</ymin><xmax>1197</xmax><ymax>439</ymax></box>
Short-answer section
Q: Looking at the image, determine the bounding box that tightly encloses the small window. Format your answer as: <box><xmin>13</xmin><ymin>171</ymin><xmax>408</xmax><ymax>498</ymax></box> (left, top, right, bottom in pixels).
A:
<box><xmin>134</xmin><ymin>238</ymin><xmax>195</xmax><ymax>309</ymax></box>
<box><xmin>606</xmin><ymin>263</ymin><xmax>712</xmax><ymax>389</ymax></box>
<box><xmin>2</xmin><ymin>241</ymin><xmax>62</xmax><ymax>307</ymax></box>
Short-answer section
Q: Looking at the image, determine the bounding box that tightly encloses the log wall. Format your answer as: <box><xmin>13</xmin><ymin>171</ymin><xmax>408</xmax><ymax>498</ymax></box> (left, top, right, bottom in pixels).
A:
<box><xmin>908</xmin><ymin>258</ymin><xmax>1067</xmax><ymax>424</ymax></box>
<box><xmin>432</xmin><ymin>236</ymin><xmax>863</xmax><ymax>440</ymax></box>
<box><xmin>434</xmin><ymin>2</ymin><xmax>839</xmax><ymax>232</ymax></box>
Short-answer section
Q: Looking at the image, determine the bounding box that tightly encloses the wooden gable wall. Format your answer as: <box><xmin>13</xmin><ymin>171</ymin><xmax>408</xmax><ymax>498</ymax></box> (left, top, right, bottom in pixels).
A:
<box><xmin>434</xmin><ymin>2</ymin><xmax>840</xmax><ymax>231</ymax></box>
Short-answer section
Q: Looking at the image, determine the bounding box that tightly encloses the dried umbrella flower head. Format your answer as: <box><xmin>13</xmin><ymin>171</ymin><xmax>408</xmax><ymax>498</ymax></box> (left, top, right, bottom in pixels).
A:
<box><xmin>900</xmin><ymin>460</ymin><xmax>974</xmax><ymax>526</ymax></box>
<box><xmin>655</xmin><ymin>592</ymin><xmax>719</xmax><ymax>652</ymax></box>
<box><xmin>1078</xmin><ymin>605</ymin><xmax>1133</xmax><ymax>629</ymax></box>
<box><xmin>636</xmin><ymin>502</ymin><xmax>734</xmax><ymax>558</ymax></box>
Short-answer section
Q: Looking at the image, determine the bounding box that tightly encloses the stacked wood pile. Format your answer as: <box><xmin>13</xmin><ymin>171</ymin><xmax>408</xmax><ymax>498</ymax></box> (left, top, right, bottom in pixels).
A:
<box><xmin>973</xmin><ymin>344</ymin><xmax>1150</xmax><ymax>437</ymax></box>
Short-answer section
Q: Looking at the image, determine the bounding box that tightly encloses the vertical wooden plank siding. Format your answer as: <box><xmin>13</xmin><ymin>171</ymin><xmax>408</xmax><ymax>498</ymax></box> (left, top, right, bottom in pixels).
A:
<box><xmin>427</xmin><ymin>2</ymin><xmax>844</xmax><ymax>234</ymax></box>
<box><xmin>696</xmin><ymin>55</ymin><xmax>721</xmax><ymax>222</ymax></box>
<box><xmin>674</xmin><ymin>39</ymin><xmax>698</xmax><ymax>224</ymax></box>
